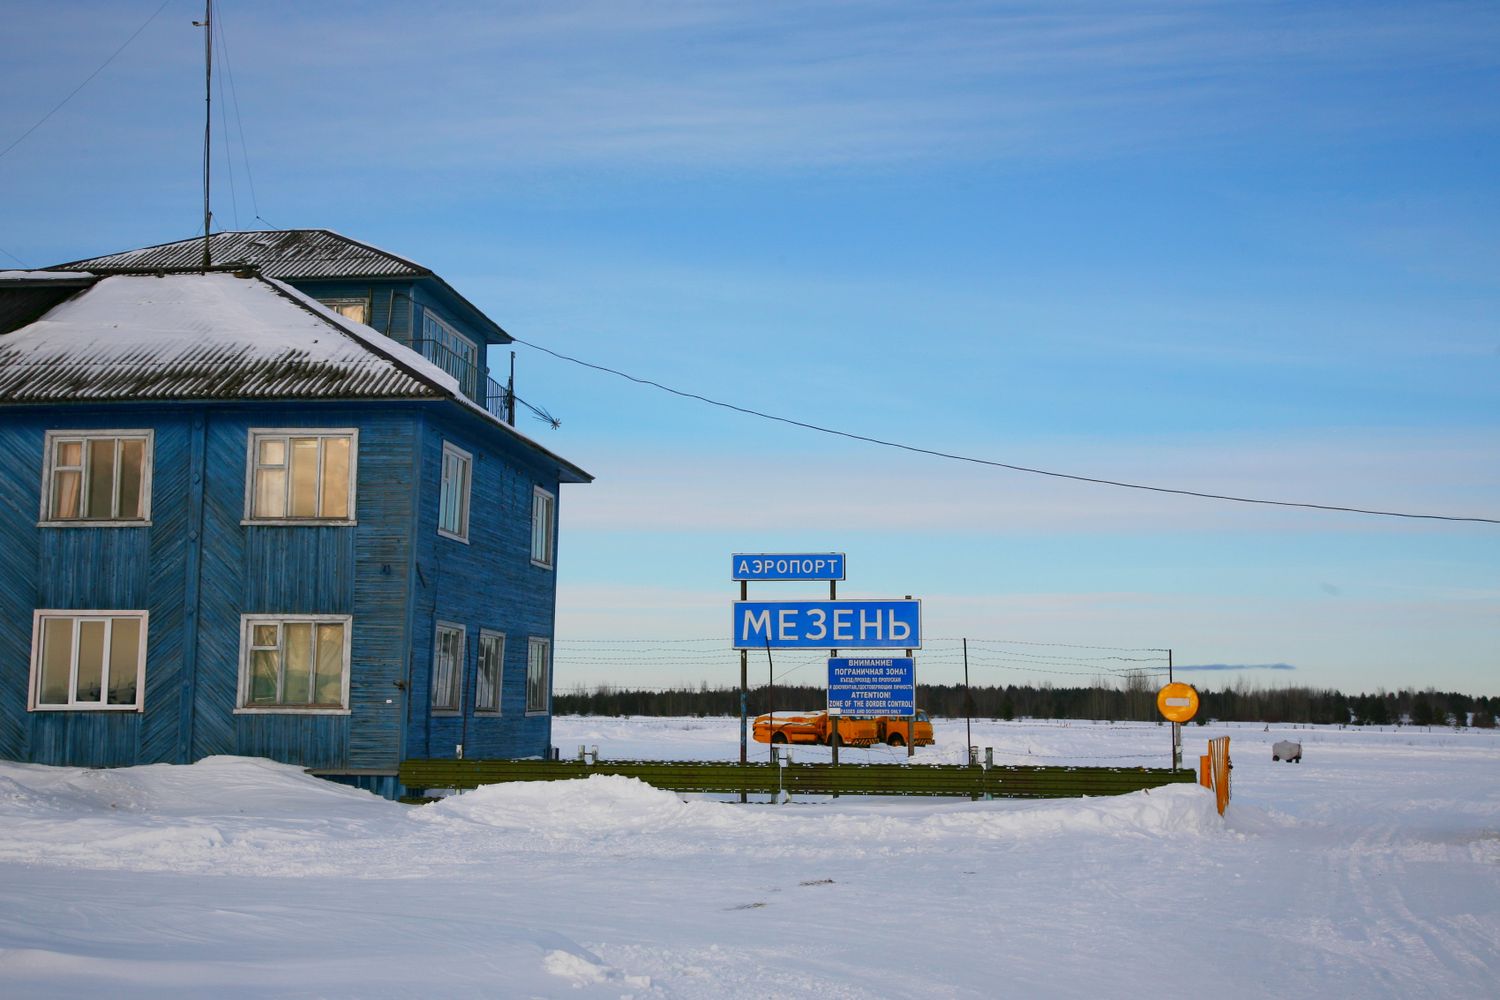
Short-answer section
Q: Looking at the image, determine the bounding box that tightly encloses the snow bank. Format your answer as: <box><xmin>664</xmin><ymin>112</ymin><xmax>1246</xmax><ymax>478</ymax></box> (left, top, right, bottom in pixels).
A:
<box><xmin>0</xmin><ymin>757</ymin><xmax>398</xmax><ymax>876</ymax></box>
<box><xmin>416</xmin><ymin>772</ymin><xmax>1224</xmax><ymax>860</ymax></box>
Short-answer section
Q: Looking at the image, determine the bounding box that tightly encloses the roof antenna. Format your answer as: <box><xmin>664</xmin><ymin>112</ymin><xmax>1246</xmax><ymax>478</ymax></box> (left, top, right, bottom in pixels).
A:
<box><xmin>192</xmin><ymin>1</ymin><xmax>213</xmax><ymax>270</ymax></box>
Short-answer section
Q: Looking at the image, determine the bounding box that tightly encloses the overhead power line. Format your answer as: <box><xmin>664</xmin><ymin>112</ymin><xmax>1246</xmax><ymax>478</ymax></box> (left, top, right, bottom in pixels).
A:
<box><xmin>513</xmin><ymin>337</ymin><xmax>1498</xmax><ymax>525</ymax></box>
<box><xmin>0</xmin><ymin>0</ymin><xmax>174</xmax><ymax>164</ymax></box>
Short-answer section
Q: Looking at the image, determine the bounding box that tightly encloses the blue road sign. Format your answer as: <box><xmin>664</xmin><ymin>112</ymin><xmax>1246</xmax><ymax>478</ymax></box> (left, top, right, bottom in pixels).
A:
<box><xmin>732</xmin><ymin>553</ymin><xmax>846</xmax><ymax>582</ymax></box>
<box><xmin>828</xmin><ymin>657</ymin><xmax>916</xmax><ymax>716</ymax></box>
<box><xmin>731</xmin><ymin>599</ymin><xmax>921</xmax><ymax>649</ymax></box>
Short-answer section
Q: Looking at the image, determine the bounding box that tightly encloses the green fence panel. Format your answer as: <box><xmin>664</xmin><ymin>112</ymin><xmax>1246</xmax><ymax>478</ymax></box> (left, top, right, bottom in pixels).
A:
<box><xmin>399</xmin><ymin>758</ymin><xmax>1196</xmax><ymax>799</ymax></box>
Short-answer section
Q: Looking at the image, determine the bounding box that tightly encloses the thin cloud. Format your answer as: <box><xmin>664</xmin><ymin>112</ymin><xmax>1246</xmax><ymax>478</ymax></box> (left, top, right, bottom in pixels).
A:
<box><xmin>22</xmin><ymin>1</ymin><xmax>1491</xmax><ymax>175</ymax></box>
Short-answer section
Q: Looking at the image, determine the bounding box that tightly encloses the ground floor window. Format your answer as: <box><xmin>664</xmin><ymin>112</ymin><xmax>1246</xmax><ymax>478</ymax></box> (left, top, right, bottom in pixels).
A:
<box><xmin>29</xmin><ymin>611</ymin><xmax>147</xmax><ymax>711</ymax></box>
<box><xmin>238</xmin><ymin>615</ymin><xmax>351</xmax><ymax>712</ymax></box>
<box><xmin>476</xmin><ymin>631</ymin><xmax>504</xmax><ymax>714</ymax></box>
<box><xmin>526</xmin><ymin>637</ymin><xmax>550</xmax><ymax>715</ymax></box>
<box><xmin>431</xmin><ymin>623</ymin><xmax>465</xmax><ymax>713</ymax></box>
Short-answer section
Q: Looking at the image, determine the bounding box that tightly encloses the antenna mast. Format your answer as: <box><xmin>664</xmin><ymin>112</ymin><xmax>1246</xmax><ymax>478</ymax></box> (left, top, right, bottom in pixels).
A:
<box><xmin>193</xmin><ymin>1</ymin><xmax>213</xmax><ymax>270</ymax></box>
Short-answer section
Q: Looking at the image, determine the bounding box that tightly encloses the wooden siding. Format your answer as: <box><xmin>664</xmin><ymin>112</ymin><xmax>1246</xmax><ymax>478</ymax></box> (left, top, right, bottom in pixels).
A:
<box><xmin>0</xmin><ymin>423</ymin><xmax>37</xmax><ymax>758</ymax></box>
<box><xmin>197</xmin><ymin>407</ymin><xmax>417</xmax><ymax>770</ymax></box>
<box><xmin>0</xmin><ymin>409</ymin><xmax>189</xmax><ymax>765</ymax></box>
<box><xmin>0</xmin><ymin>398</ymin><xmax>562</xmax><ymax>772</ymax></box>
<box><xmin>0</xmin><ymin>403</ymin><xmax>422</xmax><ymax>770</ymax></box>
<box><xmin>290</xmin><ymin>279</ymin><xmax>414</xmax><ymax>347</ymax></box>
<box><xmin>407</xmin><ymin>410</ymin><xmax>563</xmax><ymax>762</ymax></box>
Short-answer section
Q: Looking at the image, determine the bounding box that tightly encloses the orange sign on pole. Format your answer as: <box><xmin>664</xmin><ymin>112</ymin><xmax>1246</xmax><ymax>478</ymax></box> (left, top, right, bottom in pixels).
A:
<box><xmin>1156</xmin><ymin>682</ymin><xmax>1200</xmax><ymax>723</ymax></box>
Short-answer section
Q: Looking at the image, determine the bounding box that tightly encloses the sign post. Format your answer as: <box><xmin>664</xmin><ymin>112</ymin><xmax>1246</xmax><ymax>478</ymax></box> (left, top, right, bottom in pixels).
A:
<box><xmin>738</xmin><ymin>580</ymin><xmax>747</xmax><ymax>802</ymax></box>
<box><xmin>829</xmin><ymin>577</ymin><xmax>839</xmax><ymax>772</ymax></box>
<box><xmin>731</xmin><ymin>553</ymin><xmax>847</xmax><ymax>800</ymax></box>
<box><xmin>1156</xmin><ymin>672</ymin><xmax>1200</xmax><ymax>771</ymax></box>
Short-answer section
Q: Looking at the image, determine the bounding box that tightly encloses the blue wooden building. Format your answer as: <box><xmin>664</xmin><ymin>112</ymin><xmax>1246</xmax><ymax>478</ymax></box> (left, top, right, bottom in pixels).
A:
<box><xmin>0</xmin><ymin>232</ymin><xmax>591</xmax><ymax>795</ymax></box>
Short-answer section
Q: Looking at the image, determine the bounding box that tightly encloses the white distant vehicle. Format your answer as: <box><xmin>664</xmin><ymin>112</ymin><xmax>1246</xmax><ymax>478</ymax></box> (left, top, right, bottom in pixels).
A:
<box><xmin>1272</xmin><ymin>740</ymin><xmax>1302</xmax><ymax>763</ymax></box>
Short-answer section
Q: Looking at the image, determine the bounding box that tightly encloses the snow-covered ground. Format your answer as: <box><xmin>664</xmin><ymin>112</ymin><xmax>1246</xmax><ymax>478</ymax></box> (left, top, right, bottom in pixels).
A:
<box><xmin>1</xmin><ymin>717</ymin><xmax>1497</xmax><ymax>999</ymax></box>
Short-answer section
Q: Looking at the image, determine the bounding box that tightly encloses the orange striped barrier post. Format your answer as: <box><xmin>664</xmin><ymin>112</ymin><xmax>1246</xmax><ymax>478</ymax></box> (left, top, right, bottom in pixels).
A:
<box><xmin>1199</xmin><ymin>754</ymin><xmax>1212</xmax><ymax>789</ymax></box>
<box><xmin>1208</xmin><ymin>736</ymin><xmax>1231</xmax><ymax>815</ymax></box>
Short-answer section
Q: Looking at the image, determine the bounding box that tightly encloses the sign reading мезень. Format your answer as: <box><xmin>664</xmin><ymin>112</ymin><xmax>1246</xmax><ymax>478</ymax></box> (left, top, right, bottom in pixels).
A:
<box><xmin>732</xmin><ymin>599</ymin><xmax>921</xmax><ymax>650</ymax></box>
<box><xmin>827</xmin><ymin>656</ymin><xmax>915</xmax><ymax>716</ymax></box>
<box><xmin>732</xmin><ymin>553</ymin><xmax>845</xmax><ymax>582</ymax></box>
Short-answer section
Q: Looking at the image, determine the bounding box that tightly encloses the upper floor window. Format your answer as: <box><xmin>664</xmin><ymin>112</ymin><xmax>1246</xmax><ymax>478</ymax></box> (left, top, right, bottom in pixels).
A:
<box><xmin>246</xmin><ymin>429</ymin><xmax>357</xmax><ymax>523</ymax></box>
<box><xmin>420</xmin><ymin>310</ymin><xmax>480</xmax><ymax>398</ymax></box>
<box><xmin>438</xmin><ymin>442</ymin><xmax>471</xmax><ymax>542</ymax></box>
<box><xmin>30</xmin><ymin>610</ymin><xmax>147</xmax><ymax>711</ymax></box>
<box><xmin>41</xmin><ymin>430</ymin><xmax>152</xmax><ymax>524</ymax></box>
<box><xmin>237</xmin><ymin>615</ymin><xmax>351</xmax><ymax>713</ymax></box>
<box><xmin>531</xmin><ymin>486</ymin><xmax>555</xmax><ymax>568</ymax></box>
<box><xmin>317</xmin><ymin>297</ymin><xmax>370</xmax><ymax>326</ymax></box>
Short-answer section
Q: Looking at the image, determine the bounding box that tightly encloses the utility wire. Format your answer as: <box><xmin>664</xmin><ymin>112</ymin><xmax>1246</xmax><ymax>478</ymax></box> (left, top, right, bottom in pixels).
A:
<box><xmin>0</xmin><ymin>0</ymin><xmax>174</xmax><ymax>163</ymax></box>
<box><xmin>931</xmin><ymin>636</ymin><xmax>1167</xmax><ymax>652</ymax></box>
<box><xmin>214</xmin><ymin>19</ymin><xmax>238</xmax><ymax>229</ymax></box>
<box><xmin>214</xmin><ymin>2</ymin><xmax>261</xmax><ymax>224</ymax></box>
<box><xmin>513</xmin><ymin>337</ymin><xmax>1498</xmax><ymax>525</ymax></box>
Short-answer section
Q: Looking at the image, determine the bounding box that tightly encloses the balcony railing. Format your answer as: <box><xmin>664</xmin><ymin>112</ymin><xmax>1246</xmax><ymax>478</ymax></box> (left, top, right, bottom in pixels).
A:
<box><xmin>410</xmin><ymin>338</ymin><xmax>512</xmax><ymax>425</ymax></box>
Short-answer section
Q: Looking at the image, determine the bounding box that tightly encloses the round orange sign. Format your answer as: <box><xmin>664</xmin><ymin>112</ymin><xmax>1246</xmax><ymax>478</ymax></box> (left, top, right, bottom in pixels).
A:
<box><xmin>1156</xmin><ymin>682</ymin><xmax>1200</xmax><ymax>723</ymax></box>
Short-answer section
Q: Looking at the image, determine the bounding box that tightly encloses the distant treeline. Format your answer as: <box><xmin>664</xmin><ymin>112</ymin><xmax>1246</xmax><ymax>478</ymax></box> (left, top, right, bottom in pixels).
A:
<box><xmin>554</xmin><ymin>682</ymin><xmax>1498</xmax><ymax>727</ymax></box>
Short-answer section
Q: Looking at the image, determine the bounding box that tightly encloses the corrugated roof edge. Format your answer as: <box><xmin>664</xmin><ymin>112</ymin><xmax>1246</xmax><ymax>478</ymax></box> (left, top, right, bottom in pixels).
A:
<box><xmin>277</xmin><ymin>229</ymin><xmax>514</xmax><ymax>347</ymax></box>
<box><xmin>264</xmin><ymin>276</ymin><xmax>591</xmax><ymax>485</ymax></box>
<box><xmin>51</xmin><ymin>229</ymin><xmax>513</xmax><ymax>346</ymax></box>
<box><xmin>49</xmin><ymin>229</ymin><xmax>425</xmax><ymax>277</ymax></box>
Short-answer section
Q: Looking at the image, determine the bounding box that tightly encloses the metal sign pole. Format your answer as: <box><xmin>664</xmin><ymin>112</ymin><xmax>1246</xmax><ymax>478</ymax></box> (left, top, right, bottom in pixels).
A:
<box><xmin>1168</xmin><ymin>649</ymin><xmax>1179</xmax><ymax>769</ymax></box>
<box><xmin>1168</xmin><ymin>649</ymin><xmax>1173</xmax><ymax>768</ymax></box>
<box><xmin>829</xmin><ymin>578</ymin><xmax>839</xmax><ymax>772</ymax></box>
<box><xmin>739</xmin><ymin>580</ymin><xmax>748</xmax><ymax>803</ymax></box>
<box><xmin>765</xmin><ymin>638</ymin><xmax>776</xmax><ymax>802</ymax></box>
<box><xmin>963</xmin><ymin>637</ymin><xmax>972</xmax><ymax>763</ymax></box>
<box><xmin>906</xmin><ymin>595</ymin><xmax>914</xmax><ymax>760</ymax></box>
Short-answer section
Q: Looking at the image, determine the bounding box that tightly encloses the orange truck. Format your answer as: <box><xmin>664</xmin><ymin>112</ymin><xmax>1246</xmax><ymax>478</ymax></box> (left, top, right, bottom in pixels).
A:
<box><xmin>752</xmin><ymin>710</ymin><xmax>935</xmax><ymax>748</ymax></box>
<box><xmin>874</xmin><ymin>710</ymin><xmax>934</xmax><ymax>748</ymax></box>
<box><xmin>752</xmin><ymin>712</ymin><xmax>878</xmax><ymax>747</ymax></box>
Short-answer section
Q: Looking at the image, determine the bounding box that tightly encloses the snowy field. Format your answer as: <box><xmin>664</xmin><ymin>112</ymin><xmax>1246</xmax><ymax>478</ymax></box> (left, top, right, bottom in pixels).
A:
<box><xmin>1</xmin><ymin>717</ymin><xmax>1497</xmax><ymax>999</ymax></box>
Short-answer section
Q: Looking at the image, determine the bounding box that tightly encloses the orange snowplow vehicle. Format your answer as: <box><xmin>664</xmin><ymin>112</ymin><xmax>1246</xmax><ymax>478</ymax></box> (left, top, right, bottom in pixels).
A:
<box><xmin>752</xmin><ymin>712</ymin><xmax>879</xmax><ymax>747</ymax></box>
<box><xmin>752</xmin><ymin>710</ymin><xmax>935</xmax><ymax>748</ymax></box>
<box><xmin>874</xmin><ymin>710</ymin><xmax>934</xmax><ymax>747</ymax></box>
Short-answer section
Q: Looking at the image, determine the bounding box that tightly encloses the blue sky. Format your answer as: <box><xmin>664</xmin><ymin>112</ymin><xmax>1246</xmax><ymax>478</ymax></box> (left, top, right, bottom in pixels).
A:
<box><xmin>3</xmin><ymin>1</ymin><xmax>1497</xmax><ymax>695</ymax></box>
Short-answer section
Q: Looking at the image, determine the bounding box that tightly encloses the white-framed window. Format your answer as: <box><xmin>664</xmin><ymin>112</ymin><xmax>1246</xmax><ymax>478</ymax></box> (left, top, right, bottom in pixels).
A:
<box><xmin>476</xmin><ymin>631</ymin><xmax>505</xmax><ymax>715</ymax></box>
<box><xmin>29</xmin><ymin>611</ymin><xmax>148</xmax><ymax>711</ymax></box>
<box><xmin>40</xmin><ymin>430</ymin><xmax>153</xmax><ymax>525</ymax></box>
<box><xmin>531</xmin><ymin>486</ymin><xmax>555</xmax><ymax>569</ymax></box>
<box><xmin>245</xmin><ymin>429</ymin><xmax>357</xmax><ymax>523</ymax></box>
<box><xmin>431</xmin><ymin>623</ymin><xmax>465</xmax><ymax>714</ymax></box>
<box><xmin>421</xmin><ymin>310</ymin><xmax>480</xmax><ymax>397</ymax></box>
<box><xmin>438</xmin><ymin>442</ymin><xmax>471</xmax><ymax>542</ymax></box>
<box><xmin>317</xmin><ymin>296</ymin><xmax>370</xmax><ymax>325</ymax></box>
<box><xmin>526</xmin><ymin>637</ymin><xmax>550</xmax><ymax>716</ymax></box>
<box><xmin>237</xmin><ymin>615</ymin><xmax>351</xmax><ymax>713</ymax></box>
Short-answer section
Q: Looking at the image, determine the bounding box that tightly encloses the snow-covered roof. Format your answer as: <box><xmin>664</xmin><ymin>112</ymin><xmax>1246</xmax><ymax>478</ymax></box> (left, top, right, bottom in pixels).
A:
<box><xmin>52</xmin><ymin>229</ymin><xmax>513</xmax><ymax>344</ymax></box>
<box><xmin>0</xmin><ymin>270</ymin><xmax>592</xmax><ymax>482</ymax></box>
<box><xmin>0</xmin><ymin>272</ymin><xmax>446</xmax><ymax>404</ymax></box>
<box><xmin>0</xmin><ymin>269</ymin><xmax>95</xmax><ymax>281</ymax></box>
